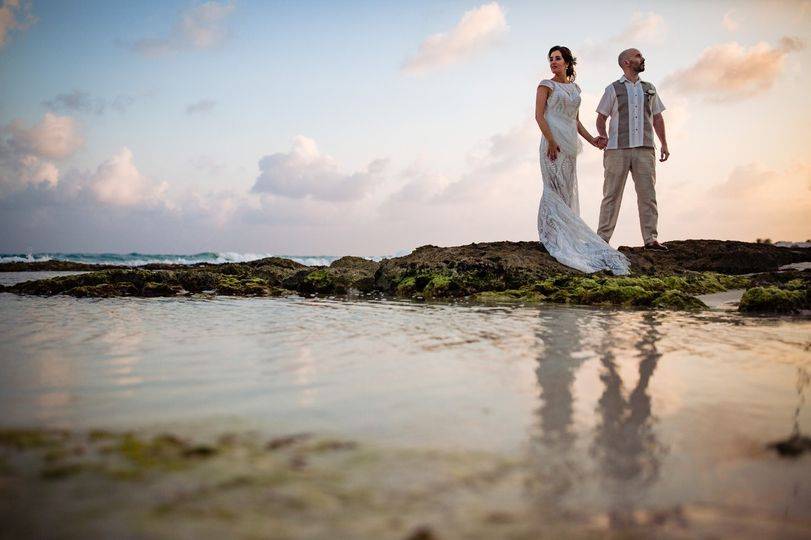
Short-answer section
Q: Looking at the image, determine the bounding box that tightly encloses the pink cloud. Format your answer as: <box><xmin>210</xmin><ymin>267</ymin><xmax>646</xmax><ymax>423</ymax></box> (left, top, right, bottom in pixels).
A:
<box><xmin>0</xmin><ymin>0</ymin><xmax>36</xmax><ymax>49</ymax></box>
<box><xmin>402</xmin><ymin>2</ymin><xmax>508</xmax><ymax>75</ymax></box>
<box><xmin>89</xmin><ymin>148</ymin><xmax>170</xmax><ymax>208</ymax></box>
<box><xmin>662</xmin><ymin>37</ymin><xmax>805</xmax><ymax>101</ymax></box>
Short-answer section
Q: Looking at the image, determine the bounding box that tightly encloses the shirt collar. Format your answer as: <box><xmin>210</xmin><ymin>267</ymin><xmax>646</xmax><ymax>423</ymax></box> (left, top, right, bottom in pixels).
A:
<box><xmin>620</xmin><ymin>75</ymin><xmax>643</xmax><ymax>85</ymax></box>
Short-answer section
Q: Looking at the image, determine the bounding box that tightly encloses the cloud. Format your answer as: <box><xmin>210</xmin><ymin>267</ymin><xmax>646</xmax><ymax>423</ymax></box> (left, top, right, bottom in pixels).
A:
<box><xmin>130</xmin><ymin>1</ymin><xmax>235</xmax><ymax>56</ymax></box>
<box><xmin>578</xmin><ymin>12</ymin><xmax>665</xmax><ymax>62</ymax></box>
<box><xmin>674</xmin><ymin>162</ymin><xmax>811</xmax><ymax>241</ymax></box>
<box><xmin>89</xmin><ymin>148</ymin><xmax>170</xmax><ymax>208</ymax></box>
<box><xmin>8</xmin><ymin>113</ymin><xmax>83</xmax><ymax>160</ymax></box>
<box><xmin>0</xmin><ymin>113</ymin><xmax>83</xmax><ymax>195</ymax></box>
<box><xmin>0</xmin><ymin>0</ymin><xmax>36</xmax><ymax>50</ymax></box>
<box><xmin>42</xmin><ymin>90</ymin><xmax>136</xmax><ymax>115</ymax></box>
<box><xmin>379</xmin><ymin>119</ymin><xmax>542</xmax><ymax>245</ymax></box>
<box><xmin>617</xmin><ymin>12</ymin><xmax>665</xmax><ymax>44</ymax></box>
<box><xmin>387</xmin><ymin>167</ymin><xmax>450</xmax><ymax>205</ymax></box>
<box><xmin>42</xmin><ymin>90</ymin><xmax>105</xmax><ymax>115</ymax></box>
<box><xmin>252</xmin><ymin>136</ymin><xmax>387</xmax><ymax>201</ymax></box>
<box><xmin>722</xmin><ymin>10</ymin><xmax>740</xmax><ymax>32</ymax></box>
<box><xmin>16</xmin><ymin>154</ymin><xmax>59</xmax><ymax>188</ymax></box>
<box><xmin>436</xmin><ymin>120</ymin><xmax>537</xmax><ymax>203</ymax></box>
<box><xmin>662</xmin><ymin>37</ymin><xmax>805</xmax><ymax>102</ymax></box>
<box><xmin>185</xmin><ymin>99</ymin><xmax>217</xmax><ymax>115</ymax></box>
<box><xmin>402</xmin><ymin>2</ymin><xmax>507</xmax><ymax>75</ymax></box>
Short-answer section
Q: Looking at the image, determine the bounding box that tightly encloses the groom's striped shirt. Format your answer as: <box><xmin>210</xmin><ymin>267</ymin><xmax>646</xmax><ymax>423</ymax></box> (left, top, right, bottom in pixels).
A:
<box><xmin>596</xmin><ymin>76</ymin><xmax>665</xmax><ymax>150</ymax></box>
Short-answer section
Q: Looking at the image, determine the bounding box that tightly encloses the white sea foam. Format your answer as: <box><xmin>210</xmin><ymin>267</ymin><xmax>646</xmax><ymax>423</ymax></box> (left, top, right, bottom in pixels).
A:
<box><xmin>0</xmin><ymin>252</ymin><xmax>385</xmax><ymax>267</ymax></box>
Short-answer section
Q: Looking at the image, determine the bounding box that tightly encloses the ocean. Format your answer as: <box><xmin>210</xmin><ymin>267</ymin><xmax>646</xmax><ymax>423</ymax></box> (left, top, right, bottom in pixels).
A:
<box><xmin>0</xmin><ymin>252</ymin><xmax>379</xmax><ymax>267</ymax></box>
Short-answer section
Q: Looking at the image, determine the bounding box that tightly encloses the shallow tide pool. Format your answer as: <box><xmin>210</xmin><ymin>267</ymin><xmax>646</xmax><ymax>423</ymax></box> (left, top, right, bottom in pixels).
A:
<box><xmin>1</xmin><ymin>271</ymin><xmax>810</xmax><ymax>537</ymax></box>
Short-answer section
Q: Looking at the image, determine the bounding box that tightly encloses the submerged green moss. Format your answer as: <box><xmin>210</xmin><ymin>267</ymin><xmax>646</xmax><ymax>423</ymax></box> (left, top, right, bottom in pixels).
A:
<box><xmin>41</xmin><ymin>463</ymin><xmax>87</xmax><ymax>480</ymax></box>
<box><xmin>470</xmin><ymin>290</ymin><xmax>546</xmax><ymax>303</ymax></box>
<box><xmin>521</xmin><ymin>274</ymin><xmax>715</xmax><ymax>309</ymax></box>
<box><xmin>0</xmin><ymin>428</ymin><xmax>66</xmax><ymax>450</ymax></box>
<box><xmin>108</xmin><ymin>433</ymin><xmax>218</xmax><ymax>472</ymax></box>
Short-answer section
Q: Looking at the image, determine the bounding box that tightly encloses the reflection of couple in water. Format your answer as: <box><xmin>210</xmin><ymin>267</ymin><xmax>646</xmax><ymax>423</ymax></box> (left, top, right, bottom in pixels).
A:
<box><xmin>532</xmin><ymin>309</ymin><xmax>665</xmax><ymax>527</ymax></box>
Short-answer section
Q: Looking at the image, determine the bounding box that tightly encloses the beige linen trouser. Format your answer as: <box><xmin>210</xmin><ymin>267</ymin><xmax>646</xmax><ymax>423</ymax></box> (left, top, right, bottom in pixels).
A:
<box><xmin>597</xmin><ymin>147</ymin><xmax>658</xmax><ymax>245</ymax></box>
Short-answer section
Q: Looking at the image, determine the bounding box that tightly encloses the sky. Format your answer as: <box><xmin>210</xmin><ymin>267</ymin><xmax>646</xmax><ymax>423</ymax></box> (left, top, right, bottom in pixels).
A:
<box><xmin>1</xmin><ymin>0</ymin><xmax>809</xmax><ymax>256</ymax></box>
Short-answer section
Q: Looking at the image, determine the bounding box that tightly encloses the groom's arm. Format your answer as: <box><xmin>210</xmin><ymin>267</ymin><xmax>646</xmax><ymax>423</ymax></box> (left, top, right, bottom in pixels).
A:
<box><xmin>653</xmin><ymin>113</ymin><xmax>669</xmax><ymax>162</ymax></box>
<box><xmin>596</xmin><ymin>113</ymin><xmax>608</xmax><ymax>140</ymax></box>
<box><xmin>595</xmin><ymin>86</ymin><xmax>613</xmax><ymax>143</ymax></box>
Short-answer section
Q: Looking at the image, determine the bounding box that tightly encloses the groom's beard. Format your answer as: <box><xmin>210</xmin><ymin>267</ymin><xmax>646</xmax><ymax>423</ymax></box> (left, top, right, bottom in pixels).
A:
<box><xmin>634</xmin><ymin>63</ymin><xmax>646</xmax><ymax>73</ymax></box>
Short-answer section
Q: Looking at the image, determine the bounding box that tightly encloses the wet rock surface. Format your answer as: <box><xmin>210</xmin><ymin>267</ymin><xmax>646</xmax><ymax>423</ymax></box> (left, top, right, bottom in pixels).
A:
<box><xmin>283</xmin><ymin>256</ymin><xmax>381</xmax><ymax>295</ymax></box>
<box><xmin>619</xmin><ymin>239</ymin><xmax>810</xmax><ymax>275</ymax></box>
<box><xmin>0</xmin><ymin>260</ymin><xmax>127</xmax><ymax>271</ymax></box>
<box><xmin>1</xmin><ymin>241</ymin><xmax>809</xmax><ymax>312</ymax></box>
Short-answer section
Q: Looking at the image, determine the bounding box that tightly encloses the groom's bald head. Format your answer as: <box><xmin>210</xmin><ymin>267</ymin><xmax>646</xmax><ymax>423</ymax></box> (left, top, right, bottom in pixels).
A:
<box><xmin>618</xmin><ymin>48</ymin><xmax>636</xmax><ymax>68</ymax></box>
<box><xmin>618</xmin><ymin>48</ymin><xmax>645</xmax><ymax>73</ymax></box>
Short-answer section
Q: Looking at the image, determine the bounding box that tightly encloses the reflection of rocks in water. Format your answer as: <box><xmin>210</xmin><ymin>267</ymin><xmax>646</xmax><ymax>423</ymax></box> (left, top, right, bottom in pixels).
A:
<box><xmin>769</xmin><ymin>434</ymin><xmax>811</xmax><ymax>457</ymax></box>
<box><xmin>769</xmin><ymin>367</ymin><xmax>811</xmax><ymax>458</ymax></box>
<box><xmin>591</xmin><ymin>312</ymin><xmax>666</xmax><ymax>526</ymax></box>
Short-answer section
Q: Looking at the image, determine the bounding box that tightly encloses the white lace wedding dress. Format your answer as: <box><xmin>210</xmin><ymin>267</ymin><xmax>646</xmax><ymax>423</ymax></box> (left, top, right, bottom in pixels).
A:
<box><xmin>537</xmin><ymin>79</ymin><xmax>630</xmax><ymax>275</ymax></box>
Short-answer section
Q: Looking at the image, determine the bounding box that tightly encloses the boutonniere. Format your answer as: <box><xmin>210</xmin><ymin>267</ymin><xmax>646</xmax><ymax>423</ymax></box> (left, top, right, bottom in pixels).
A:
<box><xmin>645</xmin><ymin>88</ymin><xmax>656</xmax><ymax>96</ymax></box>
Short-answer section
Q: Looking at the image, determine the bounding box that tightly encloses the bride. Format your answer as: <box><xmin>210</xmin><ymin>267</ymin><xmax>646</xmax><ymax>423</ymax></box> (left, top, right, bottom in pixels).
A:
<box><xmin>535</xmin><ymin>45</ymin><xmax>630</xmax><ymax>275</ymax></box>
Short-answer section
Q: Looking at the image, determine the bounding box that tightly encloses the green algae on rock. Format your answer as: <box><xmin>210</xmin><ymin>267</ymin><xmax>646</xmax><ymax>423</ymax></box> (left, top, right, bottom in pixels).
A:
<box><xmin>215</xmin><ymin>276</ymin><xmax>284</xmax><ymax>296</ymax></box>
<box><xmin>414</xmin><ymin>272</ymin><xmax>746</xmax><ymax>310</ymax></box>
<box><xmin>739</xmin><ymin>286</ymin><xmax>809</xmax><ymax>314</ymax></box>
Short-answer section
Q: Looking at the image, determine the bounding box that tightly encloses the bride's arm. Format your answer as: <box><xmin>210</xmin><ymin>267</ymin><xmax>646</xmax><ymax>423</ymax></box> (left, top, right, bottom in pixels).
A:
<box><xmin>535</xmin><ymin>86</ymin><xmax>560</xmax><ymax>160</ymax></box>
<box><xmin>576</xmin><ymin>113</ymin><xmax>602</xmax><ymax>147</ymax></box>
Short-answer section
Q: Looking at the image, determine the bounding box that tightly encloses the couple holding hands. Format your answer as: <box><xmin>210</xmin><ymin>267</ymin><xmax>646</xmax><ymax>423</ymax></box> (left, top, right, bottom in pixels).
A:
<box><xmin>535</xmin><ymin>46</ymin><xmax>669</xmax><ymax>276</ymax></box>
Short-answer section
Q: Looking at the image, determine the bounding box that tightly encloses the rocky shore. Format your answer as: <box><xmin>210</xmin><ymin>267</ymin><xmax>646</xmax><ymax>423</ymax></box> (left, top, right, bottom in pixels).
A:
<box><xmin>1</xmin><ymin>240</ymin><xmax>809</xmax><ymax>313</ymax></box>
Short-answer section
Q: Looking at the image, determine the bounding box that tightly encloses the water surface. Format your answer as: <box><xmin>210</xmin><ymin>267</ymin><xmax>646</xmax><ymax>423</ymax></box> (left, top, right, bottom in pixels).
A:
<box><xmin>1</xmin><ymin>275</ymin><xmax>809</xmax><ymax>532</ymax></box>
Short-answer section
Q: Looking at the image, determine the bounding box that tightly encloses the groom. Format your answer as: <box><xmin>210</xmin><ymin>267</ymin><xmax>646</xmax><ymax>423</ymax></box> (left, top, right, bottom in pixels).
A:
<box><xmin>595</xmin><ymin>48</ymin><xmax>669</xmax><ymax>251</ymax></box>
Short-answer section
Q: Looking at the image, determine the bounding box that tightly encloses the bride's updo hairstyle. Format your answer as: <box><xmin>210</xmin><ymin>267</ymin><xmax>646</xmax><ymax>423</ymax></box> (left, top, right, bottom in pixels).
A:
<box><xmin>548</xmin><ymin>45</ymin><xmax>577</xmax><ymax>81</ymax></box>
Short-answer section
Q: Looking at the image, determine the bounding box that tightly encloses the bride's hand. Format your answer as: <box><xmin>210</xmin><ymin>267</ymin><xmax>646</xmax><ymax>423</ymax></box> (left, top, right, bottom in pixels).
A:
<box><xmin>546</xmin><ymin>141</ymin><xmax>560</xmax><ymax>161</ymax></box>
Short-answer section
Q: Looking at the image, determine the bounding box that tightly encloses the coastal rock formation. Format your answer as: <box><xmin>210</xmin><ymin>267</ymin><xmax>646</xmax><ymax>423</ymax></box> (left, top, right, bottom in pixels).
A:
<box><xmin>283</xmin><ymin>256</ymin><xmax>380</xmax><ymax>295</ymax></box>
<box><xmin>619</xmin><ymin>239</ymin><xmax>809</xmax><ymax>275</ymax></box>
<box><xmin>2</xmin><ymin>240</ymin><xmax>809</xmax><ymax>312</ymax></box>
<box><xmin>0</xmin><ymin>260</ymin><xmax>126</xmax><ymax>272</ymax></box>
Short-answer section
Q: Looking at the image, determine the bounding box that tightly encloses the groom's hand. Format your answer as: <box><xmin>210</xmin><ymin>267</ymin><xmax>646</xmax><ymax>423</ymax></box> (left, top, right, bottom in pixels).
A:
<box><xmin>595</xmin><ymin>136</ymin><xmax>607</xmax><ymax>150</ymax></box>
<box><xmin>659</xmin><ymin>144</ymin><xmax>670</xmax><ymax>162</ymax></box>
